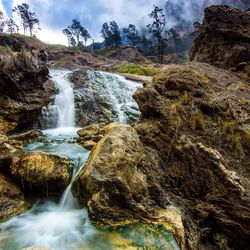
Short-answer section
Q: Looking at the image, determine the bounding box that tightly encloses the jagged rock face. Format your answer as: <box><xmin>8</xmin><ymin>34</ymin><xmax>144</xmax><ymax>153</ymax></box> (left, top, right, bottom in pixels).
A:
<box><xmin>0</xmin><ymin>174</ymin><xmax>28</xmax><ymax>221</ymax></box>
<box><xmin>0</xmin><ymin>63</ymin><xmax>54</xmax><ymax>132</ymax></box>
<box><xmin>133</xmin><ymin>62</ymin><xmax>250</xmax><ymax>249</ymax></box>
<box><xmin>10</xmin><ymin>152</ymin><xmax>71</xmax><ymax>194</ymax></box>
<box><xmin>190</xmin><ymin>5</ymin><xmax>250</xmax><ymax>69</ymax></box>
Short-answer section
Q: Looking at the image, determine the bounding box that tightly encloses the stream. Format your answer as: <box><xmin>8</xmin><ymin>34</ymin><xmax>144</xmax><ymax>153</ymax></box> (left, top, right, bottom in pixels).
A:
<box><xmin>0</xmin><ymin>69</ymin><xmax>179</xmax><ymax>250</ymax></box>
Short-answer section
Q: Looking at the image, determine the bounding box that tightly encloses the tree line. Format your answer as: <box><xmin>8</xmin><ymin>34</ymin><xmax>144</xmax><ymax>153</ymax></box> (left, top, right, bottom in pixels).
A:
<box><xmin>0</xmin><ymin>3</ymin><xmax>39</xmax><ymax>36</ymax></box>
<box><xmin>0</xmin><ymin>3</ymin><xmax>200</xmax><ymax>63</ymax></box>
<box><xmin>62</xmin><ymin>5</ymin><xmax>199</xmax><ymax>63</ymax></box>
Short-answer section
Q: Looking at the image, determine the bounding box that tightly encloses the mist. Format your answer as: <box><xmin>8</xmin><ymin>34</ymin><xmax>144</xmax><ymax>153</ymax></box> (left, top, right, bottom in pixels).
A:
<box><xmin>165</xmin><ymin>0</ymin><xmax>250</xmax><ymax>30</ymax></box>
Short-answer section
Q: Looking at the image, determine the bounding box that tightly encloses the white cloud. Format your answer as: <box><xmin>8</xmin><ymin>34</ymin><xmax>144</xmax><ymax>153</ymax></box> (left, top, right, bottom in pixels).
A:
<box><xmin>36</xmin><ymin>26</ymin><xmax>68</xmax><ymax>45</ymax></box>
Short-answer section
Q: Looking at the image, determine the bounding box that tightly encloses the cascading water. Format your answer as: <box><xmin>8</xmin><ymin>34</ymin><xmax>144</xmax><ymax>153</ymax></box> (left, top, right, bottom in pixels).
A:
<box><xmin>52</xmin><ymin>69</ymin><xmax>75</xmax><ymax>128</ymax></box>
<box><xmin>0</xmin><ymin>69</ymin><xmax>179</xmax><ymax>250</ymax></box>
<box><xmin>42</xmin><ymin>69</ymin><xmax>75</xmax><ymax>128</ymax></box>
<box><xmin>87</xmin><ymin>71</ymin><xmax>143</xmax><ymax>123</ymax></box>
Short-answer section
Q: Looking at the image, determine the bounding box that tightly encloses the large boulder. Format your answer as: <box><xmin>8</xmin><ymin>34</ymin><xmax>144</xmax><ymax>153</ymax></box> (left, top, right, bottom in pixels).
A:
<box><xmin>10</xmin><ymin>152</ymin><xmax>71</xmax><ymax>194</ymax></box>
<box><xmin>133</xmin><ymin>62</ymin><xmax>250</xmax><ymax>249</ymax></box>
<box><xmin>0</xmin><ymin>174</ymin><xmax>28</xmax><ymax>221</ymax></box>
<box><xmin>190</xmin><ymin>5</ymin><xmax>250</xmax><ymax>70</ymax></box>
<box><xmin>73</xmin><ymin>123</ymin><xmax>185</xmax><ymax>248</ymax></box>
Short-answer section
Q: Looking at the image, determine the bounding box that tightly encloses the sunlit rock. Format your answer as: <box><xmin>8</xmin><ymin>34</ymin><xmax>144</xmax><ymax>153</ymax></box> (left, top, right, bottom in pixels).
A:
<box><xmin>10</xmin><ymin>152</ymin><xmax>71</xmax><ymax>194</ymax></box>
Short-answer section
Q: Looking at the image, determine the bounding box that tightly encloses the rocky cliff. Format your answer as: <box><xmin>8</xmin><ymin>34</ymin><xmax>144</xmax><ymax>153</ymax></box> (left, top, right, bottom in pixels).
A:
<box><xmin>190</xmin><ymin>5</ymin><xmax>250</xmax><ymax>70</ymax></box>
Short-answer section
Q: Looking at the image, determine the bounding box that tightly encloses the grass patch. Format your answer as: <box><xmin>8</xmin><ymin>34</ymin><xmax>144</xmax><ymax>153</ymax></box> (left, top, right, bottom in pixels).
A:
<box><xmin>116</xmin><ymin>64</ymin><xmax>158</xmax><ymax>76</ymax></box>
<box><xmin>190</xmin><ymin>110</ymin><xmax>206</xmax><ymax>131</ymax></box>
<box><xmin>0</xmin><ymin>46</ymin><xmax>13</xmax><ymax>54</ymax></box>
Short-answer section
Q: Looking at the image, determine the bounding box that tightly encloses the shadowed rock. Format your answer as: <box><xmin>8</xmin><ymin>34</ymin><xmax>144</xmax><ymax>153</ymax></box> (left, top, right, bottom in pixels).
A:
<box><xmin>190</xmin><ymin>5</ymin><xmax>250</xmax><ymax>70</ymax></box>
<box><xmin>0</xmin><ymin>174</ymin><xmax>28</xmax><ymax>221</ymax></box>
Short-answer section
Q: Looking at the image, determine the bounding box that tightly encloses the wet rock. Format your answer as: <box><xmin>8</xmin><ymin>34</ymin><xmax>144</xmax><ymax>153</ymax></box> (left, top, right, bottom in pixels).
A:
<box><xmin>190</xmin><ymin>5</ymin><xmax>250</xmax><ymax>69</ymax></box>
<box><xmin>0</xmin><ymin>174</ymin><xmax>28</xmax><ymax>221</ymax></box>
<box><xmin>73</xmin><ymin>123</ymin><xmax>185</xmax><ymax>247</ymax></box>
<box><xmin>71</xmin><ymin>69</ymin><xmax>141</xmax><ymax>127</ymax></box>
<box><xmin>81</xmin><ymin>140</ymin><xmax>97</xmax><ymax>150</ymax></box>
<box><xmin>77</xmin><ymin>124</ymin><xmax>101</xmax><ymax>137</ymax></box>
<box><xmin>70</xmin><ymin>70</ymin><xmax>114</xmax><ymax>126</ymax></box>
<box><xmin>10</xmin><ymin>152</ymin><xmax>71</xmax><ymax>194</ymax></box>
<box><xmin>8</xmin><ymin>129</ymin><xmax>43</xmax><ymax>142</ymax></box>
<box><xmin>77</xmin><ymin>124</ymin><xmax>104</xmax><ymax>149</ymax></box>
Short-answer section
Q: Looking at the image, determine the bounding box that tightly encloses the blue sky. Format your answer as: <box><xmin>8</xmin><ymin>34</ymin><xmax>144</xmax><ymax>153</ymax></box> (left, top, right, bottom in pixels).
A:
<box><xmin>0</xmin><ymin>0</ymin><xmax>164</xmax><ymax>44</ymax></box>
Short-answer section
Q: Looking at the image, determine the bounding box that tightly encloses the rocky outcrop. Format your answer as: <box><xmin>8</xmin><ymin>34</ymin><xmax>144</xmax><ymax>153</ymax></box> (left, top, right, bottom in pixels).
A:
<box><xmin>0</xmin><ymin>47</ymin><xmax>55</xmax><ymax>131</ymax></box>
<box><xmin>74</xmin><ymin>62</ymin><xmax>250</xmax><ymax>249</ymax></box>
<box><xmin>10</xmin><ymin>152</ymin><xmax>71</xmax><ymax>194</ymax></box>
<box><xmin>133</xmin><ymin>62</ymin><xmax>250</xmax><ymax>249</ymax></box>
<box><xmin>190</xmin><ymin>5</ymin><xmax>250</xmax><ymax>70</ymax></box>
<box><xmin>73</xmin><ymin>123</ymin><xmax>185</xmax><ymax>248</ymax></box>
<box><xmin>0</xmin><ymin>34</ymin><xmax>45</xmax><ymax>52</ymax></box>
<box><xmin>0</xmin><ymin>174</ymin><xmax>28</xmax><ymax>221</ymax></box>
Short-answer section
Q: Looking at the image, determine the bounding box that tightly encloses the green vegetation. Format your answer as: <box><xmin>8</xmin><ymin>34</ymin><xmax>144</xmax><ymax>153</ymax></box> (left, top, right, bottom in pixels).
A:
<box><xmin>0</xmin><ymin>45</ymin><xmax>13</xmax><ymax>54</ymax></box>
<box><xmin>169</xmin><ymin>91</ymin><xmax>189</xmax><ymax>131</ymax></box>
<box><xmin>217</xmin><ymin>116</ymin><xmax>245</xmax><ymax>157</ymax></box>
<box><xmin>116</xmin><ymin>64</ymin><xmax>158</xmax><ymax>76</ymax></box>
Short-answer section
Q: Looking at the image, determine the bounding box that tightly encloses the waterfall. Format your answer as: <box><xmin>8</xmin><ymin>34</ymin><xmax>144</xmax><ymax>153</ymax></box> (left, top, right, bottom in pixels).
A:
<box><xmin>44</xmin><ymin>69</ymin><xmax>75</xmax><ymax>128</ymax></box>
<box><xmin>0</xmin><ymin>69</ymin><xmax>179</xmax><ymax>250</ymax></box>
<box><xmin>87</xmin><ymin>71</ymin><xmax>142</xmax><ymax>123</ymax></box>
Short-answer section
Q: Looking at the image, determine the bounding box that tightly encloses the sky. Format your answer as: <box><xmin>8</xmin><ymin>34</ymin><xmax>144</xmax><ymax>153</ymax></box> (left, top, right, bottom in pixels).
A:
<box><xmin>0</xmin><ymin>0</ymin><xmax>164</xmax><ymax>45</ymax></box>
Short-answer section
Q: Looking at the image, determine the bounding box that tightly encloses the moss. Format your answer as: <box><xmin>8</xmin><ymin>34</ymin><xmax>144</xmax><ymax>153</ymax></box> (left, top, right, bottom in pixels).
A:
<box><xmin>116</xmin><ymin>64</ymin><xmax>158</xmax><ymax>76</ymax></box>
